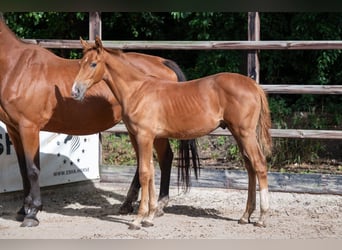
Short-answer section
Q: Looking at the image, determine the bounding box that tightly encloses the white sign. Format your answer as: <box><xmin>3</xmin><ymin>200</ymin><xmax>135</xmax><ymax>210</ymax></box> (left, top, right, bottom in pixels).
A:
<box><xmin>0</xmin><ymin>121</ymin><xmax>100</xmax><ymax>193</ymax></box>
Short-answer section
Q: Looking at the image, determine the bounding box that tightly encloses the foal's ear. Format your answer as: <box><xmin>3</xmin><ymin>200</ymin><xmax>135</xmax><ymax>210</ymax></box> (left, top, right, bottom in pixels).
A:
<box><xmin>95</xmin><ymin>36</ymin><xmax>103</xmax><ymax>53</ymax></box>
<box><xmin>80</xmin><ymin>37</ymin><xmax>90</xmax><ymax>50</ymax></box>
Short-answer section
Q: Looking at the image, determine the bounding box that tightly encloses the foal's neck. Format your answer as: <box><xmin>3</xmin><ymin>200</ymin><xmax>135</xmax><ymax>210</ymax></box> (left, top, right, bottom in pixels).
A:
<box><xmin>105</xmin><ymin>50</ymin><xmax>147</xmax><ymax>82</ymax></box>
<box><xmin>103</xmin><ymin>50</ymin><xmax>148</xmax><ymax>104</ymax></box>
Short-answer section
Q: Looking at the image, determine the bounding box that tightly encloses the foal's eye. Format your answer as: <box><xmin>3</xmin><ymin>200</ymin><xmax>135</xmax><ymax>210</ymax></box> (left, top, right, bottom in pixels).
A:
<box><xmin>90</xmin><ymin>62</ymin><xmax>97</xmax><ymax>68</ymax></box>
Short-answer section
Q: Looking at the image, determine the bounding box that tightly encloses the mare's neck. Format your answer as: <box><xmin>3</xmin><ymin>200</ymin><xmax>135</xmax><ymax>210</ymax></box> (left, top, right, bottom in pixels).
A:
<box><xmin>0</xmin><ymin>20</ymin><xmax>25</xmax><ymax>50</ymax></box>
<box><xmin>103</xmin><ymin>50</ymin><xmax>148</xmax><ymax>105</ymax></box>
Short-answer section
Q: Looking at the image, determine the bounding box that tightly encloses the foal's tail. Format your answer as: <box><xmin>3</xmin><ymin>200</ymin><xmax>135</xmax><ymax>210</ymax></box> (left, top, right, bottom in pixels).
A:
<box><xmin>163</xmin><ymin>59</ymin><xmax>200</xmax><ymax>191</ymax></box>
<box><xmin>256</xmin><ymin>85</ymin><xmax>272</xmax><ymax>157</ymax></box>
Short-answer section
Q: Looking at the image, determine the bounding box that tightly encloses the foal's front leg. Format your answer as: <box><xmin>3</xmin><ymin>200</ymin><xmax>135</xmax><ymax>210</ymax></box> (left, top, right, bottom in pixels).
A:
<box><xmin>141</xmin><ymin>156</ymin><xmax>157</xmax><ymax>227</ymax></box>
<box><xmin>129</xmin><ymin>136</ymin><xmax>157</xmax><ymax>230</ymax></box>
<box><xmin>119</xmin><ymin>132</ymin><xmax>140</xmax><ymax>214</ymax></box>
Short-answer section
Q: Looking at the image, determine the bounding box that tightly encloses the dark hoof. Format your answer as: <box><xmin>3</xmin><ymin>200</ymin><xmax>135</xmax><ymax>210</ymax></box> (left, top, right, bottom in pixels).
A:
<box><xmin>16</xmin><ymin>213</ymin><xmax>26</xmax><ymax>222</ymax></box>
<box><xmin>254</xmin><ymin>221</ymin><xmax>266</xmax><ymax>228</ymax></box>
<box><xmin>141</xmin><ymin>220</ymin><xmax>154</xmax><ymax>227</ymax></box>
<box><xmin>119</xmin><ymin>203</ymin><xmax>134</xmax><ymax>215</ymax></box>
<box><xmin>20</xmin><ymin>217</ymin><xmax>39</xmax><ymax>227</ymax></box>
<box><xmin>128</xmin><ymin>223</ymin><xmax>141</xmax><ymax>230</ymax></box>
<box><xmin>16</xmin><ymin>207</ymin><xmax>26</xmax><ymax>222</ymax></box>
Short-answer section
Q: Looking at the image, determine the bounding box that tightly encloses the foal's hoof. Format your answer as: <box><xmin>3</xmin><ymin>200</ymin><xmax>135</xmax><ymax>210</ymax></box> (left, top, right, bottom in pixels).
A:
<box><xmin>20</xmin><ymin>217</ymin><xmax>39</xmax><ymax>227</ymax></box>
<box><xmin>238</xmin><ymin>218</ymin><xmax>250</xmax><ymax>225</ymax></box>
<box><xmin>254</xmin><ymin>221</ymin><xmax>266</xmax><ymax>228</ymax></box>
<box><xmin>119</xmin><ymin>203</ymin><xmax>134</xmax><ymax>215</ymax></box>
<box><xmin>128</xmin><ymin>223</ymin><xmax>141</xmax><ymax>230</ymax></box>
<box><xmin>141</xmin><ymin>220</ymin><xmax>154</xmax><ymax>228</ymax></box>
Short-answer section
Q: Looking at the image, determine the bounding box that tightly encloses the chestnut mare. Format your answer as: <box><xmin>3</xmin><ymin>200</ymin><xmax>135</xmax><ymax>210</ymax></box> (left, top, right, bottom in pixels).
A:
<box><xmin>72</xmin><ymin>37</ymin><xmax>272</xmax><ymax>230</ymax></box>
<box><xmin>0</xmin><ymin>15</ymin><xmax>198</xmax><ymax>227</ymax></box>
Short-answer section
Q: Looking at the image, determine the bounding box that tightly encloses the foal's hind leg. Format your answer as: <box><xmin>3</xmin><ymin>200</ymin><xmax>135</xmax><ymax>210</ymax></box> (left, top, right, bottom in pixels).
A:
<box><xmin>235</xmin><ymin>133</ymin><xmax>269</xmax><ymax>227</ymax></box>
<box><xmin>238</xmin><ymin>153</ymin><xmax>257</xmax><ymax>225</ymax></box>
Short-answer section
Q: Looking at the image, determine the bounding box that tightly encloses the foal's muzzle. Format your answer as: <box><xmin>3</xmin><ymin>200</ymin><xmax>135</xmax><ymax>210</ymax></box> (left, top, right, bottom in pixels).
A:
<box><xmin>71</xmin><ymin>82</ymin><xmax>86</xmax><ymax>101</ymax></box>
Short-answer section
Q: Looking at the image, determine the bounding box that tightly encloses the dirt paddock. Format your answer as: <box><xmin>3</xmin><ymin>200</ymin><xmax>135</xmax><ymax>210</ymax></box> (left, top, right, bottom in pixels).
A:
<box><xmin>0</xmin><ymin>176</ymin><xmax>341</xmax><ymax>239</ymax></box>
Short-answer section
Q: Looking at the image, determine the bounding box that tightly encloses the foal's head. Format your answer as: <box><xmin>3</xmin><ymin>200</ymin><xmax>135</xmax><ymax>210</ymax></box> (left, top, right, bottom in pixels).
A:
<box><xmin>71</xmin><ymin>36</ymin><xmax>106</xmax><ymax>101</ymax></box>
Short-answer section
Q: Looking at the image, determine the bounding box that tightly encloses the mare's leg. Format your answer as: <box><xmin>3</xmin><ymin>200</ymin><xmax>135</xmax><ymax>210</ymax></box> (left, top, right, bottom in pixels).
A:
<box><xmin>129</xmin><ymin>134</ymin><xmax>157</xmax><ymax>230</ymax></box>
<box><xmin>119</xmin><ymin>132</ymin><xmax>140</xmax><ymax>214</ymax></box>
<box><xmin>153</xmin><ymin>138</ymin><xmax>173</xmax><ymax>216</ymax></box>
<box><xmin>17</xmin><ymin>125</ymin><xmax>42</xmax><ymax>227</ymax></box>
<box><xmin>6</xmin><ymin>126</ymin><xmax>31</xmax><ymax>222</ymax></box>
<box><xmin>237</xmin><ymin>133</ymin><xmax>269</xmax><ymax>227</ymax></box>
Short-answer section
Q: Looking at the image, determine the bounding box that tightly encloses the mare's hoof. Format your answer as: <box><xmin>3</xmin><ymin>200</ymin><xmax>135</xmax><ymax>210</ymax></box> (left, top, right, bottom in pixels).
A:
<box><xmin>16</xmin><ymin>213</ymin><xmax>25</xmax><ymax>222</ymax></box>
<box><xmin>254</xmin><ymin>221</ymin><xmax>266</xmax><ymax>228</ymax></box>
<box><xmin>119</xmin><ymin>203</ymin><xmax>134</xmax><ymax>215</ymax></box>
<box><xmin>20</xmin><ymin>217</ymin><xmax>39</xmax><ymax>227</ymax></box>
<box><xmin>16</xmin><ymin>207</ymin><xmax>26</xmax><ymax>222</ymax></box>
<box><xmin>141</xmin><ymin>220</ymin><xmax>154</xmax><ymax>227</ymax></box>
<box><xmin>128</xmin><ymin>223</ymin><xmax>141</xmax><ymax>230</ymax></box>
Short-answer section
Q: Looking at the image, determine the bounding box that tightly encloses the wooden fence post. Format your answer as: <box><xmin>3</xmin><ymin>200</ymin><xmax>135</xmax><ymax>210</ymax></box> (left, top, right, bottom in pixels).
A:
<box><xmin>89</xmin><ymin>12</ymin><xmax>102</xmax><ymax>40</ymax></box>
<box><xmin>247</xmin><ymin>12</ymin><xmax>260</xmax><ymax>83</ymax></box>
<box><xmin>89</xmin><ymin>12</ymin><xmax>103</xmax><ymax>164</ymax></box>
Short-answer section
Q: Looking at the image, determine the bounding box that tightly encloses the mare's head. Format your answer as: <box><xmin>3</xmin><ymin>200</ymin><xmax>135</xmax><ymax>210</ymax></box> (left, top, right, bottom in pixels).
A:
<box><xmin>71</xmin><ymin>36</ymin><xmax>106</xmax><ymax>101</ymax></box>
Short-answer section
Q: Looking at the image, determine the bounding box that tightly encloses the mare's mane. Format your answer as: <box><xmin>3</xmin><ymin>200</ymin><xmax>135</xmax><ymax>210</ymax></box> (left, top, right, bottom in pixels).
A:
<box><xmin>0</xmin><ymin>20</ymin><xmax>79</xmax><ymax>61</ymax></box>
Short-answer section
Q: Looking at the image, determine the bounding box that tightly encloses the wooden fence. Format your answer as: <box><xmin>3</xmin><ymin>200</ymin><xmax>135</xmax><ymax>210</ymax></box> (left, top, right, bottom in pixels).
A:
<box><xmin>22</xmin><ymin>12</ymin><xmax>342</xmax><ymax>139</ymax></box>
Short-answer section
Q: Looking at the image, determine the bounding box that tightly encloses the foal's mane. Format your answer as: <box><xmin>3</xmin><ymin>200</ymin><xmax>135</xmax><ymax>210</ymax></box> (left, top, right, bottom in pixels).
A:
<box><xmin>106</xmin><ymin>47</ymin><xmax>124</xmax><ymax>56</ymax></box>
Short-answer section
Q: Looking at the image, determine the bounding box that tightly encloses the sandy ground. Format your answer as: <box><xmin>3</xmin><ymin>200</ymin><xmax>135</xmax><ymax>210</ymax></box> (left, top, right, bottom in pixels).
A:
<box><xmin>0</xmin><ymin>180</ymin><xmax>341</xmax><ymax>239</ymax></box>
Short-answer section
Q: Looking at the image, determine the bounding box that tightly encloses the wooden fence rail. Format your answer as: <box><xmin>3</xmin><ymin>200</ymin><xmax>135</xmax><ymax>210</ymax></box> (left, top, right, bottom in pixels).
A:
<box><xmin>22</xmin><ymin>39</ymin><xmax>342</xmax><ymax>50</ymax></box>
<box><xmin>262</xmin><ymin>85</ymin><xmax>342</xmax><ymax>94</ymax></box>
<box><xmin>105</xmin><ymin>123</ymin><xmax>342</xmax><ymax>140</ymax></box>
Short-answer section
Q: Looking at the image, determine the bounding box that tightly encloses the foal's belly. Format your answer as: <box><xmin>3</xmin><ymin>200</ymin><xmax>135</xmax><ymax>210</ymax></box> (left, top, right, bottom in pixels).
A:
<box><xmin>155</xmin><ymin>118</ymin><xmax>221</xmax><ymax>140</ymax></box>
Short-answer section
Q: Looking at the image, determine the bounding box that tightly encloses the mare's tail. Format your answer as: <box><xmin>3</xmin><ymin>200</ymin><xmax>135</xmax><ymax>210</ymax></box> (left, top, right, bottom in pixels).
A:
<box><xmin>256</xmin><ymin>85</ymin><xmax>272</xmax><ymax>157</ymax></box>
<box><xmin>163</xmin><ymin>59</ymin><xmax>187</xmax><ymax>82</ymax></box>
<box><xmin>177</xmin><ymin>140</ymin><xmax>200</xmax><ymax>191</ymax></box>
<box><xmin>163</xmin><ymin>59</ymin><xmax>200</xmax><ymax>191</ymax></box>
